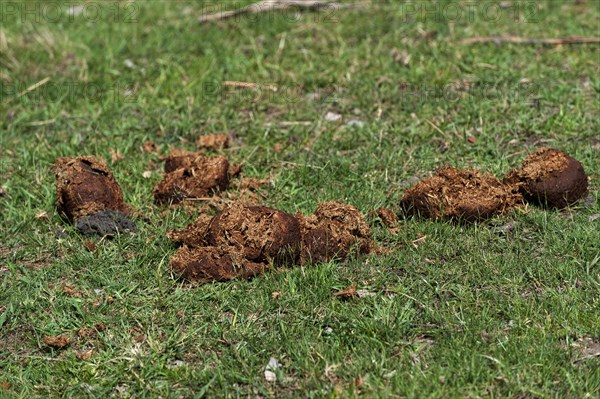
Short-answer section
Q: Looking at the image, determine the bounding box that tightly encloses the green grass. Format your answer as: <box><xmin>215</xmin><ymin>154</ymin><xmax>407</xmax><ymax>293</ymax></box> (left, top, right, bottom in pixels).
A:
<box><xmin>1</xmin><ymin>0</ymin><xmax>599</xmax><ymax>397</ymax></box>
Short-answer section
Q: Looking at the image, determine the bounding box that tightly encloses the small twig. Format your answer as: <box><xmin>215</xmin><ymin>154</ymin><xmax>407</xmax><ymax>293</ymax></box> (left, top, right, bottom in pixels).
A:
<box><xmin>223</xmin><ymin>81</ymin><xmax>278</xmax><ymax>92</ymax></box>
<box><xmin>182</xmin><ymin>197</ymin><xmax>215</xmax><ymax>202</ymax></box>
<box><xmin>264</xmin><ymin>121</ymin><xmax>313</xmax><ymax>127</ymax></box>
<box><xmin>17</xmin><ymin>77</ymin><xmax>50</xmax><ymax>97</ymax></box>
<box><xmin>277</xmin><ymin>161</ymin><xmax>327</xmax><ymax>170</ymax></box>
<box><xmin>462</xmin><ymin>35</ymin><xmax>600</xmax><ymax>45</ymax></box>
<box><xmin>424</xmin><ymin>119</ymin><xmax>446</xmax><ymax>136</ymax></box>
<box><xmin>199</xmin><ymin>0</ymin><xmax>368</xmax><ymax>23</ymax></box>
<box><xmin>223</xmin><ymin>81</ymin><xmax>261</xmax><ymax>89</ymax></box>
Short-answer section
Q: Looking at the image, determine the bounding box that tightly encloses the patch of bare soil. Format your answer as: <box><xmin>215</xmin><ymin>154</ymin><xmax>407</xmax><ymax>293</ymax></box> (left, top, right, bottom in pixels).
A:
<box><xmin>400</xmin><ymin>167</ymin><xmax>523</xmax><ymax>222</ymax></box>
<box><xmin>572</xmin><ymin>337</ymin><xmax>600</xmax><ymax>364</ymax></box>
<box><xmin>504</xmin><ymin>147</ymin><xmax>588</xmax><ymax>208</ymax></box>
<box><xmin>54</xmin><ymin>156</ymin><xmax>136</xmax><ymax>236</ymax></box>
<box><xmin>0</xmin><ymin>327</ymin><xmax>32</xmax><ymax>357</ymax></box>
<box><xmin>168</xmin><ymin>201</ymin><xmax>374</xmax><ymax>283</ymax></box>
<box><xmin>153</xmin><ymin>149</ymin><xmax>237</xmax><ymax>204</ymax></box>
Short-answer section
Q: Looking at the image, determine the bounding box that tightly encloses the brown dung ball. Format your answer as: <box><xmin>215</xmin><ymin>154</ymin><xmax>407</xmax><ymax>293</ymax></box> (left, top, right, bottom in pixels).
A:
<box><xmin>400</xmin><ymin>167</ymin><xmax>522</xmax><ymax>222</ymax></box>
<box><xmin>55</xmin><ymin>156</ymin><xmax>128</xmax><ymax>221</ymax></box>
<box><xmin>206</xmin><ymin>204</ymin><xmax>302</xmax><ymax>264</ymax></box>
<box><xmin>504</xmin><ymin>148</ymin><xmax>588</xmax><ymax>208</ymax></box>
<box><xmin>153</xmin><ymin>150</ymin><xmax>230</xmax><ymax>204</ymax></box>
<box><xmin>299</xmin><ymin>201</ymin><xmax>374</xmax><ymax>264</ymax></box>
<box><xmin>163</xmin><ymin>148</ymin><xmax>198</xmax><ymax>173</ymax></box>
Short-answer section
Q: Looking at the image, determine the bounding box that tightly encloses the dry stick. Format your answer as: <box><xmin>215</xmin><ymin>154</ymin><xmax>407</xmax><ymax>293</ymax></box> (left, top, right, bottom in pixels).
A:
<box><xmin>462</xmin><ymin>36</ymin><xmax>600</xmax><ymax>45</ymax></box>
<box><xmin>223</xmin><ymin>81</ymin><xmax>278</xmax><ymax>91</ymax></box>
<box><xmin>18</xmin><ymin>77</ymin><xmax>51</xmax><ymax>97</ymax></box>
<box><xmin>199</xmin><ymin>0</ymin><xmax>368</xmax><ymax>23</ymax></box>
<box><xmin>182</xmin><ymin>198</ymin><xmax>214</xmax><ymax>201</ymax></box>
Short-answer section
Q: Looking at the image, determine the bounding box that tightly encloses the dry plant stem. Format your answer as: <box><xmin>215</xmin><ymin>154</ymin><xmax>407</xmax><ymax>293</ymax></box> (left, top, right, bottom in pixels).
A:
<box><xmin>462</xmin><ymin>36</ymin><xmax>600</xmax><ymax>45</ymax></box>
<box><xmin>199</xmin><ymin>0</ymin><xmax>369</xmax><ymax>23</ymax></box>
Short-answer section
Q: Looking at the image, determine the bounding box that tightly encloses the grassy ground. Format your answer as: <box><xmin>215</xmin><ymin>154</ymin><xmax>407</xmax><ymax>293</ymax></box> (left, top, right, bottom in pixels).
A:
<box><xmin>1</xmin><ymin>0</ymin><xmax>599</xmax><ymax>397</ymax></box>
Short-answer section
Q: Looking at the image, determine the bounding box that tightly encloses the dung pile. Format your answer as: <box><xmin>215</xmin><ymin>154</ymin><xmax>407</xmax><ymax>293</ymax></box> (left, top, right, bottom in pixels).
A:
<box><xmin>54</xmin><ymin>156</ymin><xmax>136</xmax><ymax>236</ymax></box>
<box><xmin>299</xmin><ymin>202</ymin><xmax>374</xmax><ymax>264</ymax></box>
<box><xmin>400</xmin><ymin>167</ymin><xmax>523</xmax><ymax>222</ymax></box>
<box><xmin>399</xmin><ymin>148</ymin><xmax>589</xmax><ymax>222</ymax></box>
<box><xmin>503</xmin><ymin>147</ymin><xmax>588</xmax><ymax>208</ymax></box>
<box><xmin>168</xmin><ymin>201</ymin><xmax>374</xmax><ymax>283</ymax></box>
<box><xmin>206</xmin><ymin>205</ymin><xmax>301</xmax><ymax>264</ymax></box>
<box><xmin>153</xmin><ymin>149</ymin><xmax>237</xmax><ymax>204</ymax></box>
<box><xmin>170</xmin><ymin>246</ymin><xmax>266</xmax><ymax>283</ymax></box>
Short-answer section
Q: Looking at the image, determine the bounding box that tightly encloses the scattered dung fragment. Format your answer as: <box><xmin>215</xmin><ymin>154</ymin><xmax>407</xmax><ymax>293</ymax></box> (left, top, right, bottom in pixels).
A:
<box><xmin>55</xmin><ymin>156</ymin><xmax>128</xmax><ymax>221</ymax></box>
<box><xmin>400</xmin><ymin>167</ymin><xmax>522</xmax><ymax>222</ymax></box>
<box><xmin>196</xmin><ymin>133</ymin><xmax>230</xmax><ymax>150</ymax></box>
<box><xmin>376</xmin><ymin>207</ymin><xmax>399</xmax><ymax>228</ymax></box>
<box><xmin>162</xmin><ymin>148</ymin><xmax>200</xmax><ymax>173</ymax></box>
<box><xmin>170</xmin><ymin>245</ymin><xmax>265</xmax><ymax>283</ymax></box>
<box><xmin>153</xmin><ymin>149</ymin><xmax>230</xmax><ymax>204</ymax></box>
<box><xmin>74</xmin><ymin>210</ymin><xmax>137</xmax><ymax>236</ymax></box>
<box><xmin>140</xmin><ymin>140</ymin><xmax>160</xmax><ymax>154</ymax></box>
<box><xmin>334</xmin><ymin>282</ymin><xmax>357</xmax><ymax>299</ymax></box>
<box><xmin>43</xmin><ymin>335</ymin><xmax>71</xmax><ymax>349</ymax></box>
<box><xmin>374</xmin><ymin>207</ymin><xmax>400</xmax><ymax>234</ymax></box>
<box><xmin>504</xmin><ymin>148</ymin><xmax>588</xmax><ymax>208</ymax></box>
<box><xmin>299</xmin><ymin>201</ymin><xmax>374</xmax><ymax>264</ymax></box>
<box><xmin>206</xmin><ymin>204</ymin><xmax>301</xmax><ymax>264</ymax></box>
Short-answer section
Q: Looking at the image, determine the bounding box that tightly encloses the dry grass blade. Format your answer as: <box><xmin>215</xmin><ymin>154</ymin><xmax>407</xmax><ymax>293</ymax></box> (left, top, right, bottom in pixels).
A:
<box><xmin>199</xmin><ymin>0</ymin><xmax>370</xmax><ymax>23</ymax></box>
<box><xmin>462</xmin><ymin>36</ymin><xmax>600</xmax><ymax>45</ymax></box>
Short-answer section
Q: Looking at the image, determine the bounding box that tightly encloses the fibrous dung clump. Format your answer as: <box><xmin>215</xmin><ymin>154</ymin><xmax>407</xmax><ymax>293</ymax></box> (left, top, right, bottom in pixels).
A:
<box><xmin>400</xmin><ymin>167</ymin><xmax>523</xmax><ymax>222</ymax></box>
<box><xmin>153</xmin><ymin>149</ymin><xmax>231</xmax><ymax>204</ymax></box>
<box><xmin>504</xmin><ymin>148</ymin><xmax>588</xmax><ymax>208</ymax></box>
<box><xmin>54</xmin><ymin>156</ymin><xmax>135</xmax><ymax>236</ymax></box>
<box><xmin>168</xmin><ymin>201</ymin><xmax>375</xmax><ymax>283</ymax></box>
